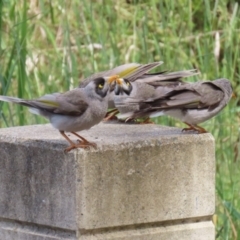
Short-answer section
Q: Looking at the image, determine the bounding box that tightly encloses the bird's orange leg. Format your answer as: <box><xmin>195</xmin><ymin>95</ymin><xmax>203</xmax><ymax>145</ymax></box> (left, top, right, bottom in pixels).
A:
<box><xmin>71</xmin><ymin>131</ymin><xmax>97</xmax><ymax>148</ymax></box>
<box><xmin>182</xmin><ymin>122</ymin><xmax>208</xmax><ymax>134</ymax></box>
<box><xmin>60</xmin><ymin>131</ymin><xmax>90</xmax><ymax>152</ymax></box>
<box><xmin>195</xmin><ymin>125</ymin><xmax>208</xmax><ymax>134</ymax></box>
<box><xmin>182</xmin><ymin>122</ymin><xmax>198</xmax><ymax>132</ymax></box>
<box><xmin>104</xmin><ymin>109</ymin><xmax>119</xmax><ymax>121</ymax></box>
<box><xmin>60</xmin><ymin>131</ymin><xmax>96</xmax><ymax>153</ymax></box>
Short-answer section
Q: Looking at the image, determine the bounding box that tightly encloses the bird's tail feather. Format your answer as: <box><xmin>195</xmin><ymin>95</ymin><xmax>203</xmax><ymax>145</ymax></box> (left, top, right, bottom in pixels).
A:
<box><xmin>28</xmin><ymin>108</ymin><xmax>39</xmax><ymax>115</ymax></box>
<box><xmin>0</xmin><ymin>96</ymin><xmax>32</xmax><ymax>107</ymax></box>
<box><xmin>125</xmin><ymin>62</ymin><xmax>163</xmax><ymax>81</ymax></box>
<box><xmin>136</xmin><ymin>69</ymin><xmax>199</xmax><ymax>84</ymax></box>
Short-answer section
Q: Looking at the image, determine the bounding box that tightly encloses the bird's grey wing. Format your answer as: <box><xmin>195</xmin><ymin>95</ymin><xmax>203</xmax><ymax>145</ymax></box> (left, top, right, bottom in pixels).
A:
<box><xmin>0</xmin><ymin>90</ymin><xmax>89</xmax><ymax>116</ymax></box>
<box><xmin>45</xmin><ymin>90</ymin><xmax>89</xmax><ymax>116</ymax></box>
<box><xmin>79</xmin><ymin>62</ymin><xmax>163</xmax><ymax>87</ymax></box>
<box><xmin>145</xmin><ymin>70</ymin><xmax>199</xmax><ymax>98</ymax></box>
<box><xmin>115</xmin><ymin>69</ymin><xmax>200</xmax><ymax>110</ymax></box>
<box><xmin>116</xmin><ymin>88</ymin><xmax>202</xmax><ymax>119</ymax></box>
<box><xmin>0</xmin><ymin>93</ymin><xmax>62</xmax><ymax>109</ymax></box>
<box><xmin>79</xmin><ymin>63</ymin><xmax>142</xmax><ymax>87</ymax></box>
<box><xmin>125</xmin><ymin>62</ymin><xmax>163</xmax><ymax>82</ymax></box>
<box><xmin>146</xmin><ymin>81</ymin><xmax>224</xmax><ymax>110</ymax></box>
<box><xmin>136</xmin><ymin>69</ymin><xmax>199</xmax><ymax>85</ymax></box>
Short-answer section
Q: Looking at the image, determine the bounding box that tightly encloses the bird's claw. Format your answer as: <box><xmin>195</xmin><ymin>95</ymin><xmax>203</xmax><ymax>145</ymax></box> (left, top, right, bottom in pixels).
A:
<box><xmin>182</xmin><ymin>127</ymin><xmax>195</xmax><ymax>132</ymax></box>
<box><xmin>182</xmin><ymin>123</ymin><xmax>208</xmax><ymax>134</ymax></box>
<box><xmin>103</xmin><ymin>115</ymin><xmax>118</xmax><ymax>121</ymax></box>
<box><xmin>103</xmin><ymin>109</ymin><xmax>119</xmax><ymax>121</ymax></box>
<box><xmin>76</xmin><ymin>139</ymin><xmax>97</xmax><ymax>148</ymax></box>
<box><xmin>64</xmin><ymin>141</ymin><xmax>97</xmax><ymax>153</ymax></box>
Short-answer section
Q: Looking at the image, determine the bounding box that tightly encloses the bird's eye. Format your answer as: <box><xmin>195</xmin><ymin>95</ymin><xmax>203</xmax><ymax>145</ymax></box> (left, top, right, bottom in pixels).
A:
<box><xmin>98</xmin><ymin>83</ymin><xmax>104</xmax><ymax>89</ymax></box>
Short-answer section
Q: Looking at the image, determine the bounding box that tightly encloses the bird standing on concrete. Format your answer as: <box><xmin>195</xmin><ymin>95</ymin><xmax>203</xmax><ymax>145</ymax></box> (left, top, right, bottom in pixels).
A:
<box><xmin>0</xmin><ymin>76</ymin><xmax>132</xmax><ymax>152</ymax></box>
<box><xmin>117</xmin><ymin>78</ymin><xmax>233</xmax><ymax>133</ymax></box>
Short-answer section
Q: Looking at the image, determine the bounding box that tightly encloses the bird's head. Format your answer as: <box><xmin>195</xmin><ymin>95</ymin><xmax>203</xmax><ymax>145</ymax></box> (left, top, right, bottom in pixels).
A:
<box><xmin>114</xmin><ymin>78</ymin><xmax>133</xmax><ymax>95</ymax></box>
<box><xmin>88</xmin><ymin>75</ymin><xmax>119</xmax><ymax>98</ymax></box>
<box><xmin>86</xmin><ymin>75</ymin><xmax>133</xmax><ymax>99</ymax></box>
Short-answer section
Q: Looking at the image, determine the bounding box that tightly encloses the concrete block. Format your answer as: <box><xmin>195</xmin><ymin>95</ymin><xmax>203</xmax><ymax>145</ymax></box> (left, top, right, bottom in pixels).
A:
<box><xmin>0</xmin><ymin>123</ymin><xmax>215</xmax><ymax>239</ymax></box>
<box><xmin>78</xmin><ymin>221</ymin><xmax>215</xmax><ymax>240</ymax></box>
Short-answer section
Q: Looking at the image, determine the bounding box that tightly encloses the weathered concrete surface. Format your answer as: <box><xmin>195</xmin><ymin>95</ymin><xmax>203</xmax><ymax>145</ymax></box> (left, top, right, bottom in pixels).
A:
<box><xmin>0</xmin><ymin>123</ymin><xmax>215</xmax><ymax>239</ymax></box>
<box><xmin>78</xmin><ymin>221</ymin><xmax>215</xmax><ymax>240</ymax></box>
<box><xmin>0</xmin><ymin>220</ymin><xmax>214</xmax><ymax>240</ymax></box>
<box><xmin>0</xmin><ymin>219</ymin><xmax>76</xmax><ymax>240</ymax></box>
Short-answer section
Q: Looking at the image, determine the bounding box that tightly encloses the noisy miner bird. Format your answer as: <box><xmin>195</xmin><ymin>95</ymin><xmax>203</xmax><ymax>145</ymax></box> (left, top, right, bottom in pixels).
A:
<box><xmin>117</xmin><ymin>78</ymin><xmax>232</xmax><ymax>133</ymax></box>
<box><xmin>0</xmin><ymin>76</ymin><xmax>132</xmax><ymax>152</ymax></box>
<box><xmin>79</xmin><ymin>62</ymin><xmax>199</xmax><ymax>121</ymax></box>
<box><xmin>114</xmin><ymin>69</ymin><xmax>200</xmax><ymax>123</ymax></box>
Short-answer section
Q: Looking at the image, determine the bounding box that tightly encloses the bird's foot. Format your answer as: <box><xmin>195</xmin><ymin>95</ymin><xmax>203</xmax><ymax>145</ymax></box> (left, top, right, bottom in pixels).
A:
<box><xmin>103</xmin><ymin>114</ymin><xmax>118</xmax><ymax>121</ymax></box>
<box><xmin>64</xmin><ymin>143</ymin><xmax>92</xmax><ymax>153</ymax></box>
<box><xmin>195</xmin><ymin>125</ymin><xmax>208</xmax><ymax>134</ymax></box>
<box><xmin>182</xmin><ymin>126</ymin><xmax>195</xmax><ymax>132</ymax></box>
<box><xmin>76</xmin><ymin>139</ymin><xmax>97</xmax><ymax>148</ymax></box>
<box><xmin>103</xmin><ymin>109</ymin><xmax>119</xmax><ymax>121</ymax></box>
<box><xmin>62</xmin><ymin>131</ymin><xmax>97</xmax><ymax>152</ymax></box>
<box><xmin>71</xmin><ymin>131</ymin><xmax>97</xmax><ymax>147</ymax></box>
<box><xmin>182</xmin><ymin>123</ymin><xmax>208</xmax><ymax>134</ymax></box>
<box><xmin>64</xmin><ymin>139</ymin><xmax>97</xmax><ymax>153</ymax></box>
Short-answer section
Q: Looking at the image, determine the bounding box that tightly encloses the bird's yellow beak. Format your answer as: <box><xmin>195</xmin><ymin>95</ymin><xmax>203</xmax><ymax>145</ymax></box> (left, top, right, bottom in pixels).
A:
<box><xmin>107</xmin><ymin>75</ymin><xmax>120</xmax><ymax>85</ymax></box>
<box><xmin>116</xmin><ymin>78</ymin><xmax>124</xmax><ymax>85</ymax></box>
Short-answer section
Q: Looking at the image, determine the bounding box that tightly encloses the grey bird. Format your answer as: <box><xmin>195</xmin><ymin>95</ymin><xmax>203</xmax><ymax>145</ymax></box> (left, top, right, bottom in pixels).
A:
<box><xmin>0</xmin><ymin>76</ymin><xmax>131</xmax><ymax>152</ymax></box>
<box><xmin>79</xmin><ymin>62</ymin><xmax>164</xmax><ymax>120</ymax></box>
<box><xmin>117</xmin><ymin>78</ymin><xmax>233</xmax><ymax>133</ymax></box>
<box><xmin>113</xmin><ymin>69</ymin><xmax>200</xmax><ymax>123</ymax></box>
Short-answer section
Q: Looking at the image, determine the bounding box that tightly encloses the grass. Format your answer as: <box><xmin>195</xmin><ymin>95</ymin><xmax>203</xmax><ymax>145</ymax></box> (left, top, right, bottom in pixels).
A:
<box><xmin>0</xmin><ymin>0</ymin><xmax>240</xmax><ymax>238</ymax></box>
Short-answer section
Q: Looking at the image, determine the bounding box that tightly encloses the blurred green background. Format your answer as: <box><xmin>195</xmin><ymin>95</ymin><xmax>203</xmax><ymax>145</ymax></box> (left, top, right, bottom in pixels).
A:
<box><xmin>0</xmin><ymin>0</ymin><xmax>239</xmax><ymax>238</ymax></box>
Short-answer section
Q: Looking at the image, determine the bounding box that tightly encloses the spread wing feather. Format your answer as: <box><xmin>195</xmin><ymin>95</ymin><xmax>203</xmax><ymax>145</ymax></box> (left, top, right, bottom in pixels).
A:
<box><xmin>0</xmin><ymin>89</ymin><xmax>89</xmax><ymax>116</ymax></box>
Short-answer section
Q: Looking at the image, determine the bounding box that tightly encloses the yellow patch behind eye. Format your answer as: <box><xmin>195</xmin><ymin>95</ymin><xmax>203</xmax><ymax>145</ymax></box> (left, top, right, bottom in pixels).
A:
<box><xmin>98</xmin><ymin>83</ymin><xmax>103</xmax><ymax>89</ymax></box>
